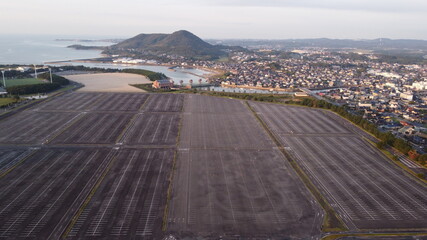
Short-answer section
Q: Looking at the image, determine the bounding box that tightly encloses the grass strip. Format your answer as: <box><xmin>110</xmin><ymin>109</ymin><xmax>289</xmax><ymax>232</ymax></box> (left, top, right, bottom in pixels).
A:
<box><xmin>61</xmin><ymin>150</ymin><xmax>119</xmax><ymax>238</ymax></box>
<box><xmin>44</xmin><ymin>113</ymin><xmax>86</xmax><ymax>144</ymax></box>
<box><xmin>162</xmin><ymin>100</ymin><xmax>184</xmax><ymax>231</ymax></box>
<box><xmin>115</xmin><ymin>113</ymin><xmax>140</xmax><ymax>143</ymax></box>
<box><xmin>0</xmin><ymin>149</ymin><xmax>37</xmax><ymax>179</ymax></box>
<box><xmin>162</xmin><ymin>150</ymin><xmax>178</xmax><ymax>231</ymax></box>
<box><xmin>322</xmin><ymin>232</ymin><xmax>427</xmax><ymax>240</ymax></box>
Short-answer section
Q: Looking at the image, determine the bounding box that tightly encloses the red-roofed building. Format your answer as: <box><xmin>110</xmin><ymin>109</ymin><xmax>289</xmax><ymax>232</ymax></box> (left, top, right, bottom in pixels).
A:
<box><xmin>153</xmin><ymin>80</ymin><xmax>173</xmax><ymax>89</ymax></box>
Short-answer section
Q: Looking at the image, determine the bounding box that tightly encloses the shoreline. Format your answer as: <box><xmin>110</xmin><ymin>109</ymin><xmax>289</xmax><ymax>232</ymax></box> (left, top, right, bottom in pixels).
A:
<box><xmin>46</xmin><ymin>58</ymin><xmax>220</xmax><ymax>80</ymax></box>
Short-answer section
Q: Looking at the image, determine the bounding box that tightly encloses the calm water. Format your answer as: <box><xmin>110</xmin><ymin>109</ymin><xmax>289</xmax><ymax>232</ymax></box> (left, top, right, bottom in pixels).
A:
<box><xmin>202</xmin><ymin>86</ymin><xmax>294</xmax><ymax>95</ymax></box>
<box><xmin>61</xmin><ymin>62</ymin><xmax>211</xmax><ymax>85</ymax></box>
<box><xmin>0</xmin><ymin>34</ymin><xmax>111</xmax><ymax>65</ymax></box>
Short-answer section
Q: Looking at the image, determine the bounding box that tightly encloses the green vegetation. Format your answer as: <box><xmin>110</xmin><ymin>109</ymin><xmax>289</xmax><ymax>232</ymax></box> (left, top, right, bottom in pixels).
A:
<box><xmin>417</xmin><ymin>173</ymin><xmax>425</xmax><ymax>179</ymax></box>
<box><xmin>3</xmin><ymin>78</ymin><xmax>44</xmax><ymax>87</ymax></box>
<box><xmin>376</xmin><ymin>52</ymin><xmax>427</xmax><ymax>65</ymax></box>
<box><xmin>6</xmin><ymin>83</ymin><xmax>61</xmax><ymax>95</ymax></box>
<box><xmin>54</xmin><ymin>65</ymin><xmax>167</xmax><ymax>81</ymax></box>
<box><xmin>267</xmin><ymin>62</ymin><xmax>282</xmax><ymax>70</ymax></box>
<box><xmin>67</xmin><ymin>44</ymin><xmax>105</xmax><ymax>50</ymax></box>
<box><xmin>104</xmin><ymin>30</ymin><xmax>226</xmax><ymax>60</ymax></box>
<box><xmin>130</xmin><ymin>83</ymin><xmax>173</xmax><ymax>92</ymax></box>
<box><xmin>0</xmin><ymin>98</ymin><xmax>18</xmax><ymax>107</ymax></box>
<box><xmin>322</xmin><ymin>232</ymin><xmax>427</xmax><ymax>240</ymax></box>
<box><xmin>417</xmin><ymin>154</ymin><xmax>427</xmax><ymax>165</ymax></box>
<box><xmin>38</xmin><ymin>73</ymin><xmax>70</xmax><ymax>85</ymax></box>
<box><xmin>122</xmin><ymin>69</ymin><xmax>167</xmax><ymax>81</ymax></box>
<box><xmin>376</xmin><ymin>140</ymin><xmax>387</xmax><ymax>149</ymax></box>
<box><xmin>198</xmin><ymin>91</ymin><xmax>293</xmax><ymax>102</ymax></box>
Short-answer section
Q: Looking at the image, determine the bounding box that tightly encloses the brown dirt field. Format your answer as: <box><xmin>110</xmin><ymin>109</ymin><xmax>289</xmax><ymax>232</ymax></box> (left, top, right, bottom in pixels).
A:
<box><xmin>64</xmin><ymin>73</ymin><xmax>151</xmax><ymax>92</ymax></box>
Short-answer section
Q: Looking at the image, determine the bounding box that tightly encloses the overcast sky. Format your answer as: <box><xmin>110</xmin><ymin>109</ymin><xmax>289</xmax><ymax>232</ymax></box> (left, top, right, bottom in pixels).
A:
<box><xmin>2</xmin><ymin>0</ymin><xmax>426</xmax><ymax>39</ymax></box>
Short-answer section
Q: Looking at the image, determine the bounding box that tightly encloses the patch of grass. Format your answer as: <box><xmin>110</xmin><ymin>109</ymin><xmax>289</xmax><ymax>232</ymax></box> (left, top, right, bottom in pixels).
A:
<box><xmin>62</xmin><ymin>151</ymin><xmax>119</xmax><ymax>239</ymax></box>
<box><xmin>322</xmin><ymin>232</ymin><xmax>427</xmax><ymax>240</ymax></box>
<box><xmin>130</xmin><ymin>83</ymin><xmax>175</xmax><ymax>93</ymax></box>
<box><xmin>0</xmin><ymin>98</ymin><xmax>18</xmax><ymax>107</ymax></box>
<box><xmin>163</xmin><ymin>108</ymin><xmax>184</xmax><ymax>231</ymax></box>
<box><xmin>130</xmin><ymin>83</ymin><xmax>191</xmax><ymax>93</ymax></box>
<box><xmin>3</xmin><ymin>78</ymin><xmax>45</xmax><ymax>87</ymax></box>
<box><xmin>196</xmin><ymin>90</ymin><xmax>293</xmax><ymax>102</ymax></box>
<box><xmin>216</xmin><ymin>56</ymin><xmax>230</xmax><ymax>62</ymax></box>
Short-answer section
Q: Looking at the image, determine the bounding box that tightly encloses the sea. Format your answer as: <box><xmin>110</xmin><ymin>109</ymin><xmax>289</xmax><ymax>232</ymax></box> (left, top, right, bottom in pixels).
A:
<box><xmin>0</xmin><ymin>34</ymin><xmax>110</xmax><ymax>65</ymax></box>
<box><xmin>0</xmin><ymin>34</ymin><xmax>210</xmax><ymax>84</ymax></box>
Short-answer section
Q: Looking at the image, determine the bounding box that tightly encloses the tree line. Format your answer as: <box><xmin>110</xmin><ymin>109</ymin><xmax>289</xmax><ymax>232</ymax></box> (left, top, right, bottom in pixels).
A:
<box><xmin>6</xmin><ymin>83</ymin><xmax>61</xmax><ymax>95</ymax></box>
<box><xmin>54</xmin><ymin>66</ymin><xmax>167</xmax><ymax>81</ymax></box>
<box><xmin>198</xmin><ymin>91</ymin><xmax>292</xmax><ymax>102</ymax></box>
<box><xmin>38</xmin><ymin>73</ymin><xmax>70</xmax><ymax>85</ymax></box>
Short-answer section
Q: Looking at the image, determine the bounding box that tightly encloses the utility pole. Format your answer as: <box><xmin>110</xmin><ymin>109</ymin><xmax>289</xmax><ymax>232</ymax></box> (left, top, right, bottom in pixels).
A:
<box><xmin>1</xmin><ymin>70</ymin><xmax>5</xmax><ymax>87</ymax></box>
<box><xmin>33</xmin><ymin>64</ymin><xmax>37</xmax><ymax>78</ymax></box>
<box><xmin>48</xmin><ymin>68</ymin><xmax>53</xmax><ymax>83</ymax></box>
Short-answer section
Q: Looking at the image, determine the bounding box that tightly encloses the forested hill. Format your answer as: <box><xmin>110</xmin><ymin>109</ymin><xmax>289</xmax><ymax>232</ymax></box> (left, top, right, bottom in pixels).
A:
<box><xmin>103</xmin><ymin>30</ymin><xmax>227</xmax><ymax>60</ymax></box>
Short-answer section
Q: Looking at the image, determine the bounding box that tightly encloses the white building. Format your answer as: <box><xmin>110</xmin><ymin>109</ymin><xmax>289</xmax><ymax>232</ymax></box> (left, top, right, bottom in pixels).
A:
<box><xmin>400</xmin><ymin>92</ymin><xmax>414</xmax><ymax>101</ymax></box>
<box><xmin>412</xmin><ymin>81</ymin><xmax>427</xmax><ymax>90</ymax></box>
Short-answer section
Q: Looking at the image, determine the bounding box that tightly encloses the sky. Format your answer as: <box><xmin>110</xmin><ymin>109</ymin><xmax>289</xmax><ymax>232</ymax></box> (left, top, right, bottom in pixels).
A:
<box><xmin>1</xmin><ymin>0</ymin><xmax>427</xmax><ymax>40</ymax></box>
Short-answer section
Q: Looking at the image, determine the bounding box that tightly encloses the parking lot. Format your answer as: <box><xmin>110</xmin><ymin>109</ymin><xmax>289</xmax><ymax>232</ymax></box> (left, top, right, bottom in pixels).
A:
<box><xmin>0</xmin><ymin>92</ymin><xmax>182</xmax><ymax>239</ymax></box>
<box><xmin>0</xmin><ymin>148</ymin><xmax>113</xmax><ymax>239</ymax></box>
<box><xmin>143</xmin><ymin>94</ymin><xmax>184</xmax><ymax>112</ymax></box>
<box><xmin>52</xmin><ymin>112</ymin><xmax>134</xmax><ymax>145</ymax></box>
<box><xmin>122</xmin><ymin>113</ymin><xmax>180</xmax><ymax>146</ymax></box>
<box><xmin>251</xmin><ymin>102</ymin><xmax>427</xmax><ymax>230</ymax></box>
<box><xmin>167</xmin><ymin>95</ymin><xmax>322</xmax><ymax>239</ymax></box>
<box><xmin>66</xmin><ymin>149</ymin><xmax>173</xmax><ymax>239</ymax></box>
<box><xmin>0</xmin><ymin>111</ymin><xmax>80</xmax><ymax>144</ymax></box>
<box><xmin>1</xmin><ymin>92</ymin><xmax>426</xmax><ymax>239</ymax></box>
<box><xmin>38</xmin><ymin>92</ymin><xmax>105</xmax><ymax>111</ymax></box>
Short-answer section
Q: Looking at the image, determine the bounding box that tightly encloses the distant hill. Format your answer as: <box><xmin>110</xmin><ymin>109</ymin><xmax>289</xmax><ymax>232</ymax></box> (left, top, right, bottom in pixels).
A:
<box><xmin>104</xmin><ymin>30</ymin><xmax>228</xmax><ymax>60</ymax></box>
<box><xmin>207</xmin><ymin>38</ymin><xmax>427</xmax><ymax>51</ymax></box>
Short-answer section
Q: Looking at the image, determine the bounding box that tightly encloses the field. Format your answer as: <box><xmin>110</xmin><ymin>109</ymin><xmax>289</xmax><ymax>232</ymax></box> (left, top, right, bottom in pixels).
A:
<box><xmin>3</xmin><ymin>78</ymin><xmax>45</xmax><ymax>87</ymax></box>
<box><xmin>64</xmin><ymin>73</ymin><xmax>151</xmax><ymax>92</ymax></box>
<box><xmin>0</xmin><ymin>92</ymin><xmax>426</xmax><ymax>239</ymax></box>
<box><xmin>250</xmin><ymin>101</ymin><xmax>427</xmax><ymax>230</ymax></box>
<box><xmin>0</xmin><ymin>98</ymin><xmax>17</xmax><ymax>107</ymax></box>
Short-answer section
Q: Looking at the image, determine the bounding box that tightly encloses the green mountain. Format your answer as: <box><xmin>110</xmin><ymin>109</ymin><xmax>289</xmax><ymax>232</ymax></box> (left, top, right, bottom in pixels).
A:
<box><xmin>104</xmin><ymin>30</ymin><xmax>226</xmax><ymax>60</ymax></box>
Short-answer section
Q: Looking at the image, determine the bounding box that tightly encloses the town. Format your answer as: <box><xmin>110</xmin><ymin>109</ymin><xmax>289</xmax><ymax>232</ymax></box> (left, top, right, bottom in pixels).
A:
<box><xmin>142</xmin><ymin>49</ymin><xmax>427</xmax><ymax>156</ymax></box>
